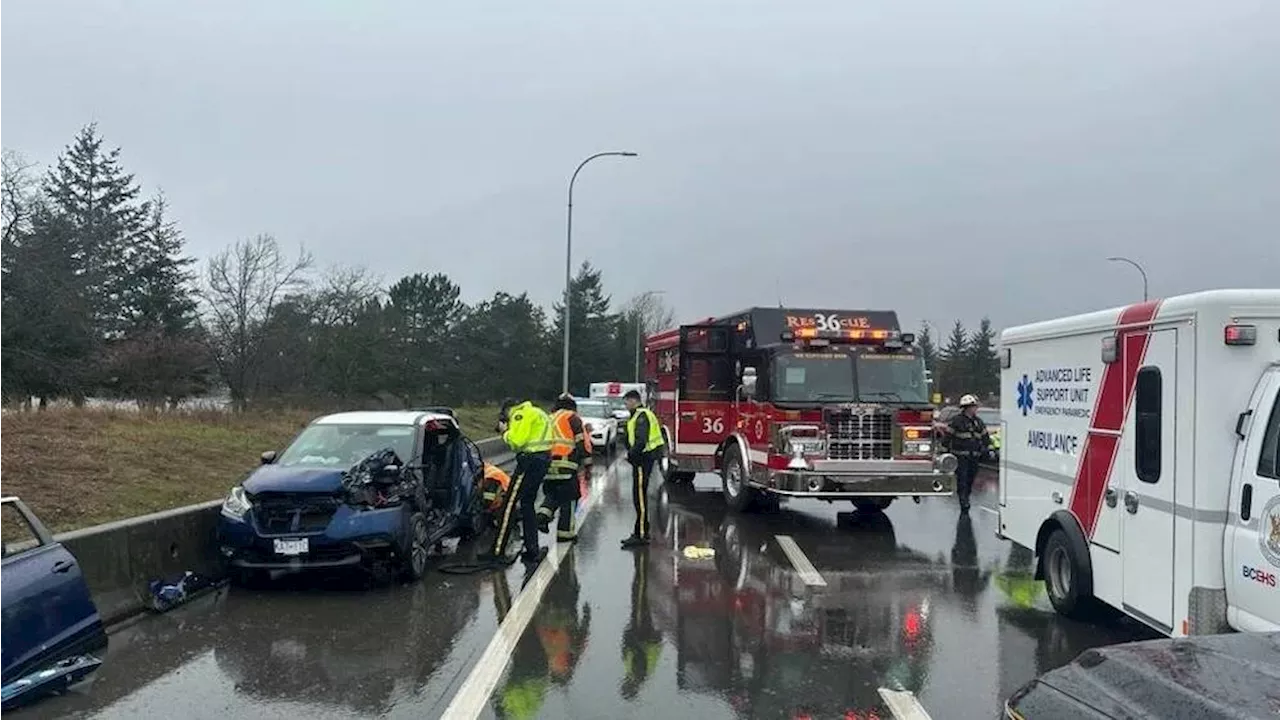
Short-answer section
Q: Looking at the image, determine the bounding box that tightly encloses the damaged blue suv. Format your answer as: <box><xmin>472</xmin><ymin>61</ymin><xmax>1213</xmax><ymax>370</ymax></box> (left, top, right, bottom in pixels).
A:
<box><xmin>217</xmin><ymin>409</ymin><xmax>488</xmax><ymax>583</ymax></box>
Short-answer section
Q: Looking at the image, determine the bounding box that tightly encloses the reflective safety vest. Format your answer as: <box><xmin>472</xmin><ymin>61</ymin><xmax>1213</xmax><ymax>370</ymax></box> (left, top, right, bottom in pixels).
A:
<box><xmin>626</xmin><ymin>407</ymin><xmax>665</xmax><ymax>454</ymax></box>
<box><xmin>504</xmin><ymin>401</ymin><xmax>553</xmax><ymax>454</ymax></box>
<box><xmin>548</xmin><ymin>409</ymin><xmax>585</xmax><ymax>480</ymax></box>
<box><xmin>480</xmin><ymin>463</ymin><xmax>510</xmax><ymax>512</ymax></box>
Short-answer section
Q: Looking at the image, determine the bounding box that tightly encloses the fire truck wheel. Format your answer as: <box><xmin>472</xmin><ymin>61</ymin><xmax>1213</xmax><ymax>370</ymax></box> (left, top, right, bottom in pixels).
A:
<box><xmin>1043</xmin><ymin>528</ymin><xmax>1092</xmax><ymax>618</ymax></box>
<box><xmin>721</xmin><ymin>445</ymin><xmax>759</xmax><ymax>512</ymax></box>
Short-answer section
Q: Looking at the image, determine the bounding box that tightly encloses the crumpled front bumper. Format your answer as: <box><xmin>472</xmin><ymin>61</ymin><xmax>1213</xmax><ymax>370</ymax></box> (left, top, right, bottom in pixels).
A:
<box><xmin>217</xmin><ymin>504</ymin><xmax>407</xmax><ymax>571</ymax></box>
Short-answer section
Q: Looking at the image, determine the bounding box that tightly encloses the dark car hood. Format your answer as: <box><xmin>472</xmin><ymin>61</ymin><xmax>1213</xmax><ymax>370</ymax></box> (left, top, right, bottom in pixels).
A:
<box><xmin>244</xmin><ymin>465</ymin><xmax>347</xmax><ymax>494</ymax></box>
<box><xmin>1008</xmin><ymin>632</ymin><xmax>1280</xmax><ymax>719</ymax></box>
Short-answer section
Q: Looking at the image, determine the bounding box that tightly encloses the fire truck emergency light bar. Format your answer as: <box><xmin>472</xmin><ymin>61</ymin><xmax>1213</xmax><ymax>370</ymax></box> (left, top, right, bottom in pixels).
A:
<box><xmin>782</xmin><ymin>328</ymin><xmax>910</xmax><ymax>342</ymax></box>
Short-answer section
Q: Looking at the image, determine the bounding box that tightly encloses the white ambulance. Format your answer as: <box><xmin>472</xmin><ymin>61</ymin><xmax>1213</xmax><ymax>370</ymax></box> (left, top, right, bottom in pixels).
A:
<box><xmin>588</xmin><ymin>381</ymin><xmax>647</xmax><ymax>421</ymax></box>
<box><xmin>997</xmin><ymin>289</ymin><xmax>1280</xmax><ymax>637</ymax></box>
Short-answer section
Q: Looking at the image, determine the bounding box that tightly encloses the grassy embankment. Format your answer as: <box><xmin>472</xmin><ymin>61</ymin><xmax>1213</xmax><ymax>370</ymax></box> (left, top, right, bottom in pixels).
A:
<box><xmin>0</xmin><ymin>405</ymin><xmax>500</xmax><ymax>533</ymax></box>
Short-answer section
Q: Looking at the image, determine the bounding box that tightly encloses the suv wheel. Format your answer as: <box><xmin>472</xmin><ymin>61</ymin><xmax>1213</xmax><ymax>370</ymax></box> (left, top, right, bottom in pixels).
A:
<box><xmin>400</xmin><ymin>512</ymin><xmax>430</xmax><ymax>582</ymax></box>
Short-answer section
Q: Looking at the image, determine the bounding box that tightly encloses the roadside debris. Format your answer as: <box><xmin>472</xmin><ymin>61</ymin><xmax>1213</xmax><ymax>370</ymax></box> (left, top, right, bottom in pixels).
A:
<box><xmin>1</xmin><ymin>655</ymin><xmax>102</xmax><ymax>710</ymax></box>
<box><xmin>147</xmin><ymin>571</ymin><xmax>223</xmax><ymax>612</ymax></box>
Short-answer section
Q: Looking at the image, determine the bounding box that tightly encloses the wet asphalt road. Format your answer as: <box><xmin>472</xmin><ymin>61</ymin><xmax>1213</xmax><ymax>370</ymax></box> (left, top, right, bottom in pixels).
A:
<box><xmin>16</xmin><ymin>457</ymin><xmax>1158</xmax><ymax>720</ymax></box>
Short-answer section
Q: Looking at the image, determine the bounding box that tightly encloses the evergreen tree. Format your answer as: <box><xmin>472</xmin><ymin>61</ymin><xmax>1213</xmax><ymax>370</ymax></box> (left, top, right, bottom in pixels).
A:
<box><xmin>1</xmin><ymin>204</ymin><xmax>97</xmax><ymax>405</ymax></box>
<box><xmin>966</xmin><ymin>317</ymin><xmax>999</xmax><ymax>401</ymax></box>
<box><xmin>917</xmin><ymin>321</ymin><xmax>938</xmax><ymax>375</ymax></box>
<box><xmin>384</xmin><ymin>272</ymin><xmax>465</xmax><ymax>402</ymax></box>
<box><xmin>41</xmin><ymin>124</ymin><xmax>148</xmax><ymax>339</ymax></box>
<box><xmin>123</xmin><ymin>192</ymin><xmax>198</xmax><ymax>335</ymax></box>
<box><xmin>938</xmin><ymin>320</ymin><xmax>970</xmax><ymax>400</ymax></box>
<box><xmin>550</xmin><ymin>261</ymin><xmax>616</xmax><ymax>394</ymax></box>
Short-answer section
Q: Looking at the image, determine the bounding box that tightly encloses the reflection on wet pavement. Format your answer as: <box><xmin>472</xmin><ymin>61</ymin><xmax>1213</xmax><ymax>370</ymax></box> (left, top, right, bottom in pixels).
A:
<box><xmin>12</xmin><ymin>463</ymin><xmax>1159</xmax><ymax>720</ymax></box>
<box><xmin>486</xmin><ymin>468</ymin><xmax>1158</xmax><ymax>719</ymax></box>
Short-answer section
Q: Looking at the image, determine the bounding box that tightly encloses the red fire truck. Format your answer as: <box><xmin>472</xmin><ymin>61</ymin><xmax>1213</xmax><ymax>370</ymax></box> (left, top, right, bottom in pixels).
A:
<box><xmin>645</xmin><ymin>307</ymin><xmax>958</xmax><ymax>513</ymax></box>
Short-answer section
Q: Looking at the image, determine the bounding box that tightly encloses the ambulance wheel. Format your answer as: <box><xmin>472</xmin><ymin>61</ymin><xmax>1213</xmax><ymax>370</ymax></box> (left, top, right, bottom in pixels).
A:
<box><xmin>722</xmin><ymin>445</ymin><xmax>759</xmax><ymax>512</ymax></box>
<box><xmin>1043</xmin><ymin>528</ymin><xmax>1092</xmax><ymax>618</ymax></box>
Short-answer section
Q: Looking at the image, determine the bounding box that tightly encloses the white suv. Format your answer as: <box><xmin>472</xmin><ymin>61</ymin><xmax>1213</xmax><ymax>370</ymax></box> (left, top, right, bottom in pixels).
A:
<box><xmin>575</xmin><ymin>399</ymin><xmax>618</xmax><ymax>454</ymax></box>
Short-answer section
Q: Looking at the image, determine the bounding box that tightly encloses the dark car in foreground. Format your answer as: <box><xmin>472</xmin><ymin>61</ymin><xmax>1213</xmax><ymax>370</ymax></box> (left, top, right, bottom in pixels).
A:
<box><xmin>1005</xmin><ymin>631</ymin><xmax>1280</xmax><ymax>719</ymax></box>
<box><xmin>217</xmin><ymin>409</ymin><xmax>488</xmax><ymax>583</ymax></box>
<box><xmin>1</xmin><ymin>497</ymin><xmax>107</xmax><ymax>685</ymax></box>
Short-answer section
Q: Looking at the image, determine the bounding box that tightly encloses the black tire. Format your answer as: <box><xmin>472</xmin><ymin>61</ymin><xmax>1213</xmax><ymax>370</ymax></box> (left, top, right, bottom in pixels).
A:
<box><xmin>1042</xmin><ymin>528</ymin><xmax>1092</xmax><ymax>618</ymax></box>
<box><xmin>854</xmin><ymin>496</ymin><xmax>895</xmax><ymax>514</ymax></box>
<box><xmin>721</xmin><ymin>444</ymin><xmax>758</xmax><ymax>513</ymax></box>
<box><xmin>668</xmin><ymin>470</ymin><xmax>697</xmax><ymax>485</ymax></box>
<box><xmin>400</xmin><ymin>512</ymin><xmax>430</xmax><ymax>582</ymax></box>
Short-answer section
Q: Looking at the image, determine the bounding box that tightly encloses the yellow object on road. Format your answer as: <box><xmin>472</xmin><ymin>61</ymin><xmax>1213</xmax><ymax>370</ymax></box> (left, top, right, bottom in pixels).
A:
<box><xmin>682</xmin><ymin>545</ymin><xmax>715</xmax><ymax>560</ymax></box>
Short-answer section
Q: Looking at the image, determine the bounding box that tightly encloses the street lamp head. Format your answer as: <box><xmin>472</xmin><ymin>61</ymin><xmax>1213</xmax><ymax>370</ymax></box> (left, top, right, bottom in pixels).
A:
<box><xmin>620</xmin><ymin>151</ymin><xmax>639</xmax><ymax>157</ymax></box>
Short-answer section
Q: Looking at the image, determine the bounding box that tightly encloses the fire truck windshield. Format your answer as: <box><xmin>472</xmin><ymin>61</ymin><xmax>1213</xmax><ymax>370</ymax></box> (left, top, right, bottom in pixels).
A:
<box><xmin>854</xmin><ymin>353</ymin><xmax>929</xmax><ymax>404</ymax></box>
<box><xmin>772</xmin><ymin>352</ymin><xmax>928</xmax><ymax>404</ymax></box>
<box><xmin>773</xmin><ymin>353</ymin><xmax>856</xmax><ymax>402</ymax></box>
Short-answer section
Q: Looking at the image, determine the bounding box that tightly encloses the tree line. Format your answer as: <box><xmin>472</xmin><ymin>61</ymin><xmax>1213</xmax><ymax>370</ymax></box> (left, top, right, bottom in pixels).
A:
<box><xmin>916</xmin><ymin>318</ymin><xmax>1001</xmax><ymax>404</ymax></box>
<box><xmin>2</xmin><ymin>125</ymin><xmax>674</xmax><ymax>410</ymax></box>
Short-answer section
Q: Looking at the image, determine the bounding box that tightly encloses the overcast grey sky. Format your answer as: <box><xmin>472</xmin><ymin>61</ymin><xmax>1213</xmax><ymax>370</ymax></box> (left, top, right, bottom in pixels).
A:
<box><xmin>4</xmin><ymin>0</ymin><xmax>1278</xmax><ymax>333</ymax></box>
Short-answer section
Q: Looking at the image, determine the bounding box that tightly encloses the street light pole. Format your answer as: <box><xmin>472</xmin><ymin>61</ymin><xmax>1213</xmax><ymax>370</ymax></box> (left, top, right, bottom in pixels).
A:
<box><xmin>563</xmin><ymin>151</ymin><xmax>638</xmax><ymax>395</ymax></box>
<box><xmin>1106</xmin><ymin>256</ymin><xmax>1149</xmax><ymax>302</ymax></box>
<box><xmin>634</xmin><ymin>290</ymin><xmax>665</xmax><ymax>382</ymax></box>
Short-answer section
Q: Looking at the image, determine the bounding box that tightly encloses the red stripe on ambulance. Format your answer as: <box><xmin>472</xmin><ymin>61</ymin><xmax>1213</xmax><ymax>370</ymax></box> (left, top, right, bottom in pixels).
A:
<box><xmin>1068</xmin><ymin>300</ymin><xmax>1162</xmax><ymax>537</ymax></box>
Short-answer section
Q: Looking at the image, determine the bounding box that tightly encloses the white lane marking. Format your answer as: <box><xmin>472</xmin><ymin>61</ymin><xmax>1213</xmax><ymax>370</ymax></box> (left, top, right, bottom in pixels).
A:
<box><xmin>977</xmin><ymin>505</ymin><xmax>999</xmax><ymax>517</ymax></box>
<box><xmin>442</xmin><ymin>464</ymin><xmax>609</xmax><ymax>719</ymax></box>
<box><xmin>774</xmin><ymin>534</ymin><xmax>827</xmax><ymax>587</ymax></box>
<box><xmin>878</xmin><ymin>688</ymin><xmax>933</xmax><ymax>720</ymax></box>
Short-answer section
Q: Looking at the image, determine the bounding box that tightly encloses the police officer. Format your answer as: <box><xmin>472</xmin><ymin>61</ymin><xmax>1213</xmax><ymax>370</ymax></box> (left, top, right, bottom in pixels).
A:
<box><xmin>945</xmin><ymin>394</ymin><xmax>991</xmax><ymax>513</ymax></box>
<box><xmin>480</xmin><ymin>398</ymin><xmax>553</xmax><ymax>567</ymax></box>
<box><xmin>621</xmin><ymin>389</ymin><xmax>665</xmax><ymax>548</ymax></box>
<box><xmin>539</xmin><ymin>394</ymin><xmax>589</xmax><ymax>544</ymax></box>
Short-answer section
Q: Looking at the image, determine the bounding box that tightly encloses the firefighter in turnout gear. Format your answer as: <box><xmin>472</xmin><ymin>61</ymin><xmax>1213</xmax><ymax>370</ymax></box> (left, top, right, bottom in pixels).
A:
<box><xmin>491</xmin><ymin>549</ymin><xmax>591</xmax><ymax>720</ymax></box>
<box><xmin>621</xmin><ymin>389</ymin><xmax>665</xmax><ymax>549</ymax></box>
<box><xmin>620</xmin><ymin>547</ymin><xmax>663</xmax><ymax>700</ymax></box>
<box><xmin>480</xmin><ymin>462</ymin><xmax>512</xmax><ymax>523</ymax></box>
<box><xmin>539</xmin><ymin>394</ymin><xmax>588</xmax><ymax>543</ymax></box>
<box><xmin>480</xmin><ymin>399</ymin><xmax>553</xmax><ymax>567</ymax></box>
<box><xmin>943</xmin><ymin>394</ymin><xmax>992</xmax><ymax>514</ymax></box>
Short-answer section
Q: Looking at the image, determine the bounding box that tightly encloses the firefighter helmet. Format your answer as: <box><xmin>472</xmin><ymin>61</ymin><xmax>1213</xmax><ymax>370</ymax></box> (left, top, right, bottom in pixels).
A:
<box><xmin>959</xmin><ymin>394</ymin><xmax>980</xmax><ymax>407</ymax></box>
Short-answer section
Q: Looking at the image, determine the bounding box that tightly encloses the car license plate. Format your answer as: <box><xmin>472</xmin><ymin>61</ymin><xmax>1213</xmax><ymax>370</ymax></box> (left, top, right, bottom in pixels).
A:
<box><xmin>273</xmin><ymin>538</ymin><xmax>308</xmax><ymax>556</ymax></box>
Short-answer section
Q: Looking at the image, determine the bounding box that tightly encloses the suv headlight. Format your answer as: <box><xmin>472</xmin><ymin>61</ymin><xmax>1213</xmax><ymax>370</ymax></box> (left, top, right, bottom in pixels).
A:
<box><xmin>221</xmin><ymin>486</ymin><xmax>251</xmax><ymax>520</ymax></box>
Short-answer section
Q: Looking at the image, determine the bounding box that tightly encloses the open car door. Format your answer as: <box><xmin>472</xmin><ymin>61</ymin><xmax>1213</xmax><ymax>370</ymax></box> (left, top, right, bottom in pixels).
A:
<box><xmin>1</xmin><ymin>498</ymin><xmax>106</xmax><ymax>684</ymax></box>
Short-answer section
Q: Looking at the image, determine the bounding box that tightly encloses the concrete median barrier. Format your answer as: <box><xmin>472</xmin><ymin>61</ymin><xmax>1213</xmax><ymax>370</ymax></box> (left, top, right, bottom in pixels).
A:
<box><xmin>57</xmin><ymin>500</ymin><xmax>224</xmax><ymax>627</ymax></box>
<box><xmin>59</xmin><ymin>436</ymin><xmax>513</xmax><ymax>627</ymax></box>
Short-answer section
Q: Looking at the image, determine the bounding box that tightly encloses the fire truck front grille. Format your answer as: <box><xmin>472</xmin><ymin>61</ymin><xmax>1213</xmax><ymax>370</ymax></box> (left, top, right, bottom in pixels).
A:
<box><xmin>826</xmin><ymin>410</ymin><xmax>893</xmax><ymax>460</ymax></box>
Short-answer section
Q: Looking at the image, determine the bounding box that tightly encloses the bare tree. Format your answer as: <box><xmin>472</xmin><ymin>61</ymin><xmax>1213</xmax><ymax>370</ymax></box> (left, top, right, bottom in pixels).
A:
<box><xmin>623</xmin><ymin>291</ymin><xmax>676</xmax><ymax>339</ymax></box>
<box><xmin>201</xmin><ymin>234</ymin><xmax>312</xmax><ymax>410</ymax></box>
<box><xmin>2</xmin><ymin>149</ymin><xmax>38</xmax><ymax>248</ymax></box>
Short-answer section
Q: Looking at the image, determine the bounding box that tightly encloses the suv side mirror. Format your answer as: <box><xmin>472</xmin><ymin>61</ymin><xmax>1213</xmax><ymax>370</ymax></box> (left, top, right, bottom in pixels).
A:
<box><xmin>261</xmin><ymin>450</ymin><xmax>277</xmax><ymax>465</ymax></box>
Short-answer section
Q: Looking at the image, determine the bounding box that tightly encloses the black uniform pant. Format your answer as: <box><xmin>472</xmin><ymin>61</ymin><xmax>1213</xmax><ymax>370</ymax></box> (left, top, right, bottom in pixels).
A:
<box><xmin>956</xmin><ymin>454</ymin><xmax>981</xmax><ymax>509</ymax></box>
<box><xmin>630</xmin><ymin>452</ymin><xmax>658</xmax><ymax>539</ymax></box>
<box><xmin>538</xmin><ymin>474</ymin><xmax>581</xmax><ymax>539</ymax></box>
<box><xmin>491</xmin><ymin>451</ymin><xmax>549</xmax><ymax>557</ymax></box>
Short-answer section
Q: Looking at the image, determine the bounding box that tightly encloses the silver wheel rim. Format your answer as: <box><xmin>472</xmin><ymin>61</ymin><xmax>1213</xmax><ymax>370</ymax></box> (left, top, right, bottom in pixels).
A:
<box><xmin>725</xmin><ymin>457</ymin><xmax>742</xmax><ymax>498</ymax></box>
<box><xmin>1047</xmin><ymin>546</ymin><xmax>1071</xmax><ymax>600</ymax></box>
<box><xmin>411</xmin><ymin>519</ymin><xmax>428</xmax><ymax>574</ymax></box>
